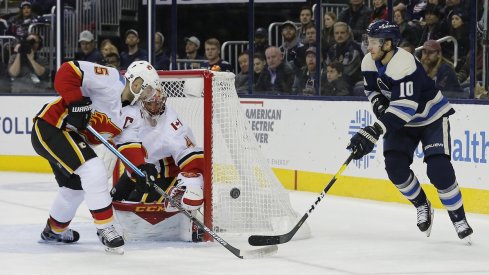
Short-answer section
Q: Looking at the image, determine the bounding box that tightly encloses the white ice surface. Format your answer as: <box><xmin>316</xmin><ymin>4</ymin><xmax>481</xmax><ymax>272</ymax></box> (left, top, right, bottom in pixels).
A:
<box><xmin>0</xmin><ymin>172</ymin><xmax>488</xmax><ymax>275</ymax></box>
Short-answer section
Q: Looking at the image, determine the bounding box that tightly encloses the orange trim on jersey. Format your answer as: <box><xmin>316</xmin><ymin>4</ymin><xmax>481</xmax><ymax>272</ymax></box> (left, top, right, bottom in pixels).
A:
<box><xmin>93</xmin><ymin>216</ymin><xmax>114</xmax><ymax>225</ymax></box>
<box><xmin>34</xmin><ymin>121</ymin><xmax>74</xmax><ymax>174</ymax></box>
<box><xmin>67</xmin><ymin>61</ymin><xmax>82</xmax><ymax>79</ymax></box>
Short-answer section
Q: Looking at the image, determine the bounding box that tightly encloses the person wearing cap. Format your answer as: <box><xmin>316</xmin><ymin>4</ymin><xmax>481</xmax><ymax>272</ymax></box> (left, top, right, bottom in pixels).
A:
<box><xmin>279</xmin><ymin>20</ymin><xmax>306</xmax><ymax>73</ymax></box>
<box><xmin>182</xmin><ymin>36</ymin><xmax>204</xmax><ymax>69</ymax></box>
<box><xmin>253</xmin><ymin>28</ymin><xmax>269</xmax><ymax>57</ymax></box>
<box><xmin>8</xmin><ymin>32</ymin><xmax>50</xmax><ymax>93</ymax></box>
<box><xmin>338</xmin><ymin>0</ymin><xmax>372</xmax><ymax>42</ymax></box>
<box><xmin>120</xmin><ymin>29</ymin><xmax>148</xmax><ymax>70</ymax></box>
<box><xmin>325</xmin><ymin>21</ymin><xmax>364</xmax><ymax>83</ymax></box>
<box><xmin>420</xmin><ymin>40</ymin><xmax>464</xmax><ymax>98</ymax></box>
<box><xmin>201</xmin><ymin>38</ymin><xmax>233</xmax><ymax>72</ymax></box>
<box><xmin>292</xmin><ymin>46</ymin><xmax>319</xmax><ymax>95</ymax></box>
<box><xmin>7</xmin><ymin>1</ymin><xmax>43</xmax><ymax>39</ymax></box>
<box><xmin>255</xmin><ymin>46</ymin><xmax>295</xmax><ymax>95</ymax></box>
<box><xmin>154</xmin><ymin>32</ymin><xmax>170</xmax><ymax>70</ymax></box>
<box><xmin>75</xmin><ymin>30</ymin><xmax>104</xmax><ymax>64</ymax></box>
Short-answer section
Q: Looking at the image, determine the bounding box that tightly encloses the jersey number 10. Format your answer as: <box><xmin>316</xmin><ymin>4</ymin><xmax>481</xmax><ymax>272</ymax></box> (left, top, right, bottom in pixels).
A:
<box><xmin>399</xmin><ymin>81</ymin><xmax>414</xmax><ymax>98</ymax></box>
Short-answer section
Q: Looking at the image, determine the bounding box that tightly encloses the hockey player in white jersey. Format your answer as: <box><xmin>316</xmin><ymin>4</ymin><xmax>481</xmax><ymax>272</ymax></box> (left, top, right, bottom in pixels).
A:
<box><xmin>111</xmin><ymin>86</ymin><xmax>205</xmax><ymax>241</ymax></box>
<box><xmin>347</xmin><ymin>20</ymin><xmax>473</xmax><ymax>242</ymax></box>
<box><xmin>31</xmin><ymin>60</ymin><xmax>161</xmax><ymax>253</ymax></box>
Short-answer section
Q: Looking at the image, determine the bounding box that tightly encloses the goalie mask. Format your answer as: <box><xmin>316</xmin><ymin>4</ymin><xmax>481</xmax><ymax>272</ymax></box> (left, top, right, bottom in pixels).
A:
<box><xmin>139</xmin><ymin>85</ymin><xmax>167</xmax><ymax>127</ymax></box>
<box><xmin>124</xmin><ymin>61</ymin><xmax>160</xmax><ymax>105</ymax></box>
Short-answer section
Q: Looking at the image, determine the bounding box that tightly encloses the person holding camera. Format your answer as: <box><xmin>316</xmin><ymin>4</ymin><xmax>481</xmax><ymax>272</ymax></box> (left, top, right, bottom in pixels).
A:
<box><xmin>8</xmin><ymin>32</ymin><xmax>50</xmax><ymax>93</ymax></box>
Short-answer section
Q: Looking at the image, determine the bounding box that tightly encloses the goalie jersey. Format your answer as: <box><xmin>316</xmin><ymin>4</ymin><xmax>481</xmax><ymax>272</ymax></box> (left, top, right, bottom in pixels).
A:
<box><xmin>361</xmin><ymin>47</ymin><xmax>455</xmax><ymax>133</ymax></box>
<box><xmin>36</xmin><ymin>61</ymin><xmax>146</xmax><ymax>168</ymax></box>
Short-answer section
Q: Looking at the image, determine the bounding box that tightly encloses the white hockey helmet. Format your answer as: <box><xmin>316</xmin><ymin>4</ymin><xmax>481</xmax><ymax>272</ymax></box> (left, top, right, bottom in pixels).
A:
<box><xmin>124</xmin><ymin>61</ymin><xmax>160</xmax><ymax>105</ymax></box>
<box><xmin>139</xmin><ymin>86</ymin><xmax>167</xmax><ymax>127</ymax></box>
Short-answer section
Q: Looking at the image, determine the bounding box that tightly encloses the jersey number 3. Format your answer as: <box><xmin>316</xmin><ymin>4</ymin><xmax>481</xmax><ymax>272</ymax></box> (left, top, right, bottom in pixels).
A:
<box><xmin>399</xmin><ymin>81</ymin><xmax>414</xmax><ymax>98</ymax></box>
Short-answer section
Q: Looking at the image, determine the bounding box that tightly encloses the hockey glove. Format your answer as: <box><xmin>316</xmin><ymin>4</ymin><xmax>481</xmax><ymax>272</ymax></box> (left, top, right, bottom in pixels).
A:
<box><xmin>371</xmin><ymin>94</ymin><xmax>389</xmax><ymax>119</ymax></box>
<box><xmin>133</xmin><ymin>163</ymin><xmax>158</xmax><ymax>194</ymax></box>
<box><xmin>66</xmin><ymin>97</ymin><xmax>92</xmax><ymax>130</ymax></box>
<box><xmin>347</xmin><ymin>122</ymin><xmax>383</xmax><ymax>160</ymax></box>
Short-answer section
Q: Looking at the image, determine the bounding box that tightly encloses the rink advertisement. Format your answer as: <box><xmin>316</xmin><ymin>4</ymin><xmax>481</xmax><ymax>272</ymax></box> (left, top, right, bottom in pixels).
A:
<box><xmin>1</xmin><ymin>96</ymin><xmax>488</xmax><ymax>213</ymax></box>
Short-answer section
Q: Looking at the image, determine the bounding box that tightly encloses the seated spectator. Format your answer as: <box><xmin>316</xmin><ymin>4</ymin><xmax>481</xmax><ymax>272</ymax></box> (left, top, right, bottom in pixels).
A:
<box><xmin>120</xmin><ymin>29</ymin><xmax>148</xmax><ymax>70</ymax></box>
<box><xmin>8</xmin><ymin>32</ymin><xmax>50</xmax><ymax>93</ymax></box>
<box><xmin>325</xmin><ymin>22</ymin><xmax>364</xmax><ymax>83</ymax></box>
<box><xmin>255</xmin><ymin>46</ymin><xmax>295</xmax><ymax>95</ymax></box>
<box><xmin>447</xmin><ymin>8</ymin><xmax>469</xmax><ymax>70</ymax></box>
<box><xmin>338</xmin><ymin>0</ymin><xmax>372</xmax><ymax>42</ymax></box>
<box><xmin>279</xmin><ymin>20</ymin><xmax>306</xmax><ymax>73</ymax></box>
<box><xmin>320</xmin><ymin>61</ymin><xmax>352</xmax><ymax>96</ymax></box>
<box><xmin>104</xmin><ymin>52</ymin><xmax>120</xmax><ymax>69</ymax></box>
<box><xmin>370</xmin><ymin>0</ymin><xmax>388</xmax><ymax>23</ymax></box>
<box><xmin>393</xmin><ymin>9</ymin><xmax>420</xmax><ymax>46</ymax></box>
<box><xmin>8</xmin><ymin>1</ymin><xmax>43</xmax><ymax>39</ymax></box>
<box><xmin>421</xmin><ymin>40</ymin><xmax>465</xmax><ymax>98</ymax></box>
<box><xmin>154</xmin><ymin>31</ymin><xmax>170</xmax><ymax>70</ymax></box>
<box><xmin>182</xmin><ymin>36</ymin><xmax>205</xmax><ymax>69</ymax></box>
<box><xmin>298</xmin><ymin>6</ymin><xmax>313</xmax><ymax>44</ymax></box>
<box><xmin>74</xmin><ymin>30</ymin><xmax>104</xmax><ymax>64</ymax></box>
<box><xmin>201</xmin><ymin>38</ymin><xmax>233</xmax><ymax>72</ymax></box>
<box><xmin>253</xmin><ymin>28</ymin><xmax>270</xmax><ymax>57</ymax></box>
<box><xmin>303</xmin><ymin>23</ymin><xmax>317</xmax><ymax>49</ymax></box>
<box><xmin>394</xmin><ymin>0</ymin><xmax>428</xmax><ymax>21</ymax></box>
<box><xmin>418</xmin><ymin>4</ymin><xmax>449</xmax><ymax>47</ymax></box>
<box><xmin>253</xmin><ymin>53</ymin><xmax>266</xmax><ymax>84</ymax></box>
<box><xmin>399</xmin><ymin>41</ymin><xmax>416</xmax><ymax>54</ymax></box>
<box><xmin>235</xmin><ymin>51</ymin><xmax>250</xmax><ymax>94</ymax></box>
<box><xmin>321</xmin><ymin>12</ymin><xmax>337</xmax><ymax>57</ymax></box>
<box><xmin>100</xmin><ymin>39</ymin><xmax>119</xmax><ymax>58</ymax></box>
<box><xmin>293</xmin><ymin>46</ymin><xmax>319</xmax><ymax>96</ymax></box>
<box><xmin>456</xmin><ymin>40</ymin><xmax>483</xmax><ymax>84</ymax></box>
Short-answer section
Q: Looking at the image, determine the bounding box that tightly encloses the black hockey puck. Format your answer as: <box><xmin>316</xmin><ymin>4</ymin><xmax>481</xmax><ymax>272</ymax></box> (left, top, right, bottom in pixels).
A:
<box><xmin>230</xmin><ymin>188</ymin><xmax>240</xmax><ymax>199</ymax></box>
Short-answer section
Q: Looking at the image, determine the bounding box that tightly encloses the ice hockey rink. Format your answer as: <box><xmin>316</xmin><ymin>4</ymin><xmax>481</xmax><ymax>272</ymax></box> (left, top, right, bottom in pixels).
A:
<box><xmin>1</xmin><ymin>171</ymin><xmax>488</xmax><ymax>275</ymax></box>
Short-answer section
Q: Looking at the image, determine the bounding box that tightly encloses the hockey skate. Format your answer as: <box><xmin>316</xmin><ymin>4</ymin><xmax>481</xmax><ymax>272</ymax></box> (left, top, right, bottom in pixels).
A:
<box><xmin>97</xmin><ymin>225</ymin><xmax>125</xmax><ymax>254</ymax></box>
<box><xmin>416</xmin><ymin>200</ymin><xmax>434</xmax><ymax>237</ymax></box>
<box><xmin>453</xmin><ymin>219</ymin><xmax>473</xmax><ymax>245</ymax></box>
<box><xmin>40</xmin><ymin>222</ymin><xmax>80</xmax><ymax>244</ymax></box>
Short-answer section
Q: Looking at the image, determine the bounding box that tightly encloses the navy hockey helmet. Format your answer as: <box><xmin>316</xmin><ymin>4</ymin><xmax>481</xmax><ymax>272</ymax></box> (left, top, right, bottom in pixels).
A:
<box><xmin>366</xmin><ymin>20</ymin><xmax>401</xmax><ymax>47</ymax></box>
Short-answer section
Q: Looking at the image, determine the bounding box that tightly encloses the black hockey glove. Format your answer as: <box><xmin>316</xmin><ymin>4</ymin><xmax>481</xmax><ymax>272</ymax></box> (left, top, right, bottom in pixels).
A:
<box><xmin>371</xmin><ymin>94</ymin><xmax>389</xmax><ymax>119</ymax></box>
<box><xmin>66</xmin><ymin>97</ymin><xmax>92</xmax><ymax>130</ymax></box>
<box><xmin>347</xmin><ymin>122</ymin><xmax>383</xmax><ymax>160</ymax></box>
<box><xmin>133</xmin><ymin>163</ymin><xmax>158</xmax><ymax>194</ymax></box>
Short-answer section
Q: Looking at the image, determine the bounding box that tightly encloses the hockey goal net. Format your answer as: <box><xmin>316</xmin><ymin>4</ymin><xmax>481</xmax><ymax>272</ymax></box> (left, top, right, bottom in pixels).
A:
<box><xmin>116</xmin><ymin>69</ymin><xmax>309</xmax><ymax>240</ymax></box>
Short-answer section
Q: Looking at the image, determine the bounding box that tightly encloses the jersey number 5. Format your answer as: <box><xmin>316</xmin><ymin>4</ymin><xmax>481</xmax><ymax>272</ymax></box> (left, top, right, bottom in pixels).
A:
<box><xmin>399</xmin><ymin>81</ymin><xmax>414</xmax><ymax>97</ymax></box>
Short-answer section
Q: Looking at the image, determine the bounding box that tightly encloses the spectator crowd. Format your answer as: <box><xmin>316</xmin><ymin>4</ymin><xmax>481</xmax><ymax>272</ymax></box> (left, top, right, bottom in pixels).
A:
<box><xmin>0</xmin><ymin>0</ymin><xmax>486</xmax><ymax>99</ymax></box>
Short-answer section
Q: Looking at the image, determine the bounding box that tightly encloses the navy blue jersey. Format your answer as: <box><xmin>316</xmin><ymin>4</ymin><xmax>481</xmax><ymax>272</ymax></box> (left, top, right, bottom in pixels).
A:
<box><xmin>362</xmin><ymin>47</ymin><xmax>454</xmax><ymax>133</ymax></box>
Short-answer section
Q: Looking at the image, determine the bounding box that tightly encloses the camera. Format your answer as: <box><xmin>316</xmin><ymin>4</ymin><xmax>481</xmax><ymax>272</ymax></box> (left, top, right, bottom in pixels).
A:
<box><xmin>18</xmin><ymin>39</ymin><xmax>35</xmax><ymax>55</ymax></box>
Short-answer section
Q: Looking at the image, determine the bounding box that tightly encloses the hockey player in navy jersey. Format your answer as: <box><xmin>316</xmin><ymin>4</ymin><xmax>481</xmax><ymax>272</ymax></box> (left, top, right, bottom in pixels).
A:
<box><xmin>347</xmin><ymin>20</ymin><xmax>473</xmax><ymax>242</ymax></box>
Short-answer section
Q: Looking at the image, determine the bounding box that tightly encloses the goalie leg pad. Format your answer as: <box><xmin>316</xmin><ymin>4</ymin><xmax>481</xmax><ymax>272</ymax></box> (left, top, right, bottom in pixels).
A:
<box><xmin>165</xmin><ymin>173</ymin><xmax>203</xmax><ymax>212</ymax></box>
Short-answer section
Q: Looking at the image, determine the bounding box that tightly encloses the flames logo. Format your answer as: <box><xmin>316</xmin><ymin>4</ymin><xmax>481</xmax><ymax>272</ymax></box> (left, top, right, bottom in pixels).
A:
<box><xmin>81</xmin><ymin>112</ymin><xmax>122</xmax><ymax>144</ymax></box>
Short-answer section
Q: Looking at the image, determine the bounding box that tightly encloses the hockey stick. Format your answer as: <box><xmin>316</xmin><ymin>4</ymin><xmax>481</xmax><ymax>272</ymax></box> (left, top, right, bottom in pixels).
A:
<box><xmin>248</xmin><ymin>153</ymin><xmax>354</xmax><ymax>246</ymax></box>
<box><xmin>86</xmin><ymin>125</ymin><xmax>278</xmax><ymax>259</ymax></box>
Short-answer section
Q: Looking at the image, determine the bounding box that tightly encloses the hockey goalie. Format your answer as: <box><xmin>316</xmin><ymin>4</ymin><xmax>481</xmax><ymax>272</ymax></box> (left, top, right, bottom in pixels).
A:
<box><xmin>103</xmin><ymin>85</ymin><xmax>205</xmax><ymax>242</ymax></box>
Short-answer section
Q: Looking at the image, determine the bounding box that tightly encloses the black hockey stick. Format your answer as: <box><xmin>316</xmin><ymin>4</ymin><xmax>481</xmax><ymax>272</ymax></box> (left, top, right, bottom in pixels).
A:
<box><xmin>87</xmin><ymin>125</ymin><xmax>278</xmax><ymax>259</ymax></box>
<box><xmin>248</xmin><ymin>153</ymin><xmax>354</xmax><ymax>246</ymax></box>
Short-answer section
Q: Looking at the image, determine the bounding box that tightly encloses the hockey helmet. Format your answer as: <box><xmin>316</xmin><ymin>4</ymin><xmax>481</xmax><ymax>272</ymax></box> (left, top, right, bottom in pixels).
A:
<box><xmin>139</xmin><ymin>85</ymin><xmax>167</xmax><ymax>127</ymax></box>
<box><xmin>124</xmin><ymin>61</ymin><xmax>160</xmax><ymax>105</ymax></box>
<box><xmin>366</xmin><ymin>19</ymin><xmax>401</xmax><ymax>47</ymax></box>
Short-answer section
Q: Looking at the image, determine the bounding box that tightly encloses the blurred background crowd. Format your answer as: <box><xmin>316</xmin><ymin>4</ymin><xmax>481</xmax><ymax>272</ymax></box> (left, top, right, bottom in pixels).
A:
<box><xmin>0</xmin><ymin>0</ymin><xmax>487</xmax><ymax>99</ymax></box>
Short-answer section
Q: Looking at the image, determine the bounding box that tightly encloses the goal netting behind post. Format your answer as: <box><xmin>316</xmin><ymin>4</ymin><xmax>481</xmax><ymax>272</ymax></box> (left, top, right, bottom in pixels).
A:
<box><xmin>159</xmin><ymin>70</ymin><xmax>309</xmax><ymax>239</ymax></box>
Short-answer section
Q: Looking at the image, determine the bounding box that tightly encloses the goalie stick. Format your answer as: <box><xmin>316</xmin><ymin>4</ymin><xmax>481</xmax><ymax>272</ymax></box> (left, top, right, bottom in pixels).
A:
<box><xmin>248</xmin><ymin>153</ymin><xmax>354</xmax><ymax>246</ymax></box>
<box><xmin>86</xmin><ymin>125</ymin><xmax>278</xmax><ymax>259</ymax></box>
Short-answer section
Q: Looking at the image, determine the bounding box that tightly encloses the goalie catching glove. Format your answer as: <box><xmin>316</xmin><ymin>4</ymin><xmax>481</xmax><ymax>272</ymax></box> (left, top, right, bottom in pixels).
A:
<box><xmin>164</xmin><ymin>172</ymin><xmax>204</xmax><ymax>213</ymax></box>
<box><xmin>132</xmin><ymin>163</ymin><xmax>158</xmax><ymax>194</ymax></box>
<box><xmin>347</xmin><ymin>122</ymin><xmax>383</xmax><ymax>160</ymax></box>
<box><xmin>66</xmin><ymin>97</ymin><xmax>92</xmax><ymax>130</ymax></box>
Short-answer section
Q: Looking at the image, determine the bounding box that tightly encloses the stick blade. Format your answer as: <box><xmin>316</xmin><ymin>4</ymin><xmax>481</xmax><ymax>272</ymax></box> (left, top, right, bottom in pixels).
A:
<box><xmin>239</xmin><ymin>245</ymin><xmax>278</xmax><ymax>259</ymax></box>
<box><xmin>248</xmin><ymin>234</ymin><xmax>292</xmax><ymax>246</ymax></box>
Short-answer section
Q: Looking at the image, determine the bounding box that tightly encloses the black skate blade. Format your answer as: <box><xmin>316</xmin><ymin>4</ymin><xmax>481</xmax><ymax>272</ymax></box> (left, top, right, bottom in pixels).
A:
<box><xmin>105</xmin><ymin>246</ymin><xmax>124</xmax><ymax>255</ymax></box>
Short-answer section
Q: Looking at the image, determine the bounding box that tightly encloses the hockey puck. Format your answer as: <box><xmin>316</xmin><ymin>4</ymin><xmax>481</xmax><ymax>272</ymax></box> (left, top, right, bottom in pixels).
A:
<box><xmin>230</xmin><ymin>188</ymin><xmax>240</xmax><ymax>199</ymax></box>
